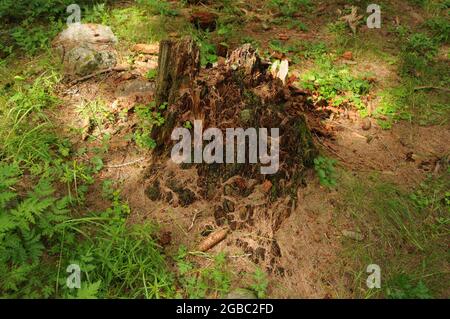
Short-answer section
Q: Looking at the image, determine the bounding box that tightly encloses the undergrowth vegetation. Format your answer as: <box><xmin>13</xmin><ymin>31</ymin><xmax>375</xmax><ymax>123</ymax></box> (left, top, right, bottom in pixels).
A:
<box><xmin>339</xmin><ymin>169</ymin><xmax>449</xmax><ymax>298</ymax></box>
<box><xmin>300</xmin><ymin>57</ymin><xmax>371</xmax><ymax>113</ymax></box>
<box><xmin>0</xmin><ymin>64</ymin><xmax>257</xmax><ymax>297</ymax></box>
<box><xmin>0</xmin><ymin>0</ymin><xmax>448</xmax><ymax>299</ymax></box>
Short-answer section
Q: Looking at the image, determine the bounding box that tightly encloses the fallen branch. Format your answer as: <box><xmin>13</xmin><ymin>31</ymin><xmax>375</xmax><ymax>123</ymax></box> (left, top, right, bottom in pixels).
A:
<box><xmin>70</xmin><ymin>66</ymin><xmax>129</xmax><ymax>85</ymax></box>
<box><xmin>414</xmin><ymin>86</ymin><xmax>450</xmax><ymax>93</ymax></box>
<box><xmin>105</xmin><ymin>157</ymin><xmax>146</xmax><ymax>168</ymax></box>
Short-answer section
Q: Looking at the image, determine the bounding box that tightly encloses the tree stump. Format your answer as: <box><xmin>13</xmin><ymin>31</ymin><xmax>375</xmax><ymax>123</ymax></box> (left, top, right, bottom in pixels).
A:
<box><xmin>154</xmin><ymin>38</ymin><xmax>200</xmax><ymax>107</ymax></box>
<box><xmin>150</xmin><ymin>38</ymin><xmax>317</xmax><ymax>198</ymax></box>
<box><xmin>152</xmin><ymin>38</ymin><xmax>200</xmax><ymax>153</ymax></box>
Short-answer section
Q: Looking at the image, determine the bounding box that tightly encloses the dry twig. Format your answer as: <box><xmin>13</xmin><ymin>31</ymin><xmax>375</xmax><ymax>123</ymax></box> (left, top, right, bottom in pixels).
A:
<box><xmin>70</xmin><ymin>66</ymin><xmax>128</xmax><ymax>85</ymax></box>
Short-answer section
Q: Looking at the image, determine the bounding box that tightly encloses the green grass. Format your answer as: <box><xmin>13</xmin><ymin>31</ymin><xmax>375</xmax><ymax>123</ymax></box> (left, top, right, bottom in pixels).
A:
<box><xmin>339</xmin><ymin>170</ymin><xmax>450</xmax><ymax>298</ymax></box>
<box><xmin>374</xmin><ymin>71</ymin><xmax>449</xmax><ymax>129</ymax></box>
<box><xmin>316</xmin><ymin>2</ymin><xmax>449</xmax><ymax>128</ymax></box>
<box><xmin>0</xmin><ymin>0</ymin><xmax>448</xmax><ymax>300</ymax></box>
<box><xmin>0</xmin><ymin>66</ymin><xmax>61</xmax><ymax>164</ymax></box>
<box><xmin>175</xmin><ymin>248</ymin><xmax>232</xmax><ymax>298</ymax></box>
<box><xmin>136</xmin><ymin>0</ymin><xmax>179</xmax><ymax>17</ymax></box>
<box><xmin>0</xmin><ymin>50</ymin><xmax>251</xmax><ymax>298</ymax></box>
<box><xmin>268</xmin><ymin>0</ymin><xmax>313</xmax><ymax>17</ymax></box>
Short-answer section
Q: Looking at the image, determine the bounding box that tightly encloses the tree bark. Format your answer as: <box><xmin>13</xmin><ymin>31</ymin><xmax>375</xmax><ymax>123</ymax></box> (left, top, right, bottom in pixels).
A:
<box><xmin>152</xmin><ymin>38</ymin><xmax>200</xmax><ymax>154</ymax></box>
<box><xmin>154</xmin><ymin>38</ymin><xmax>200</xmax><ymax>107</ymax></box>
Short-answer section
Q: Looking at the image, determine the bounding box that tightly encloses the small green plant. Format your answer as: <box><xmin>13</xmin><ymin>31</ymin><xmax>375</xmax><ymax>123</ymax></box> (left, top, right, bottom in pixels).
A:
<box><xmin>84</xmin><ymin>3</ymin><xmax>110</xmax><ymax>24</ymax></box>
<box><xmin>250</xmin><ymin>268</ymin><xmax>269</xmax><ymax>298</ymax></box>
<box><xmin>0</xmin><ymin>163</ymin><xmax>71</xmax><ymax>297</ymax></box>
<box><xmin>374</xmin><ymin>86</ymin><xmax>411</xmax><ymax>129</ymax></box>
<box><xmin>137</xmin><ymin>0</ymin><xmax>179</xmax><ymax>16</ymax></box>
<box><xmin>146</xmin><ymin>69</ymin><xmax>158</xmax><ymax>80</ymax></box>
<box><xmin>425</xmin><ymin>16</ymin><xmax>450</xmax><ymax>44</ymax></box>
<box><xmin>76</xmin><ymin>99</ymin><xmax>114</xmax><ymax>138</ymax></box>
<box><xmin>288</xmin><ymin>20</ymin><xmax>308</xmax><ymax>31</ymax></box>
<box><xmin>401</xmin><ymin>33</ymin><xmax>438</xmax><ymax>76</ymax></box>
<box><xmin>300</xmin><ymin>58</ymin><xmax>370</xmax><ymax>111</ymax></box>
<box><xmin>217</xmin><ymin>22</ymin><xmax>235</xmax><ymax>41</ymax></box>
<box><xmin>300</xmin><ymin>41</ymin><xmax>328</xmax><ymax>59</ymax></box>
<box><xmin>269</xmin><ymin>40</ymin><xmax>291</xmax><ymax>55</ymax></box>
<box><xmin>0</xmin><ymin>156</ymin><xmax>176</xmax><ymax>298</ymax></box>
<box><xmin>175</xmin><ymin>247</ymin><xmax>231</xmax><ymax>298</ymax></box>
<box><xmin>241</xmin><ymin>37</ymin><xmax>260</xmax><ymax>48</ymax></box>
<box><xmin>191</xmin><ymin>29</ymin><xmax>218</xmax><ymax>66</ymax></box>
<box><xmin>101</xmin><ymin>179</ymin><xmax>115</xmax><ymax>199</ymax></box>
<box><xmin>133</xmin><ymin>102</ymin><xmax>165</xmax><ymax>149</ymax></box>
<box><xmin>0</xmin><ymin>0</ymin><xmax>73</xmax><ymax>22</ymax></box>
<box><xmin>314</xmin><ymin>156</ymin><xmax>337</xmax><ymax>187</ymax></box>
<box><xmin>0</xmin><ymin>0</ymin><xmax>66</xmax><ymax>56</ymax></box>
<box><xmin>269</xmin><ymin>0</ymin><xmax>312</xmax><ymax>17</ymax></box>
<box><xmin>385</xmin><ymin>274</ymin><xmax>433</xmax><ymax>299</ymax></box>
<box><xmin>108</xmin><ymin>6</ymin><xmax>168</xmax><ymax>44</ymax></box>
<box><xmin>59</xmin><ymin>159</ymin><xmax>95</xmax><ymax>204</ymax></box>
<box><xmin>406</xmin><ymin>33</ymin><xmax>438</xmax><ymax>59</ymax></box>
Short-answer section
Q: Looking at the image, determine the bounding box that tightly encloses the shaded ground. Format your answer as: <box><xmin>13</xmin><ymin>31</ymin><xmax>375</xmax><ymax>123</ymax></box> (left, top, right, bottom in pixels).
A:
<box><xmin>52</xmin><ymin>46</ymin><xmax>449</xmax><ymax>299</ymax></box>
<box><xmin>5</xmin><ymin>0</ymin><xmax>447</xmax><ymax>298</ymax></box>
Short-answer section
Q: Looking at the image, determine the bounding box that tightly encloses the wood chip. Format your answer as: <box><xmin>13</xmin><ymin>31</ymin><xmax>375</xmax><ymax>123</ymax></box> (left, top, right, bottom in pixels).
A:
<box><xmin>197</xmin><ymin>228</ymin><xmax>229</xmax><ymax>252</ymax></box>
<box><xmin>261</xmin><ymin>180</ymin><xmax>273</xmax><ymax>193</ymax></box>
<box><xmin>342</xmin><ymin>51</ymin><xmax>353</xmax><ymax>60</ymax></box>
<box><xmin>132</xmin><ymin>43</ymin><xmax>159</xmax><ymax>55</ymax></box>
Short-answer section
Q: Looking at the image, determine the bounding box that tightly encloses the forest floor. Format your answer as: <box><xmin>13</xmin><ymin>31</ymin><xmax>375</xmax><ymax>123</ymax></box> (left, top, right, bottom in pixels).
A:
<box><xmin>1</xmin><ymin>0</ymin><xmax>449</xmax><ymax>298</ymax></box>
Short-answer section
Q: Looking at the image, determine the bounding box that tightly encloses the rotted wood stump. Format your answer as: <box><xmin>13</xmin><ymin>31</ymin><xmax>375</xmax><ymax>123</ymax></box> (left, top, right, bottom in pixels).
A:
<box><xmin>152</xmin><ymin>38</ymin><xmax>200</xmax><ymax>154</ymax></box>
<box><xmin>151</xmin><ymin>37</ymin><xmax>317</xmax><ymax>198</ymax></box>
<box><xmin>154</xmin><ymin>38</ymin><xmax>200</xmax><ymax>107</ymax></box>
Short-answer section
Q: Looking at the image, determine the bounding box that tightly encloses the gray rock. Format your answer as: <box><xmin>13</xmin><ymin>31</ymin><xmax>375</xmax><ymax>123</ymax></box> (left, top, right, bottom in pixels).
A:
<box><xmin>53</xmin><ymin>23</ymin><xmax>118</xmax><ymax>77</ymax></box>
<box><xmin>65</xmin><ymin>47</ymin><xmax>116</xmax><ymax>76</ymax></box>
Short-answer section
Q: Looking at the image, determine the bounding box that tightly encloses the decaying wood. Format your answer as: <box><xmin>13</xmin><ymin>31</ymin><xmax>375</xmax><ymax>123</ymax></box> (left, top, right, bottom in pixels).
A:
<box><xmin>150</xmin><ymin>38</ymin><xmax>317</xmax><ymax>198</ymax></box>
<box><xmin>189</xmin><ymin>10</ymin><xmax>218</xmax><ymax>30</ymax></box>
<box><xmin>227</xmin><ymin>43</ymin><xmax>266</xmax><ymax>81</ymax></box>
<box><xmin>152</xmin><ymin>38</ymin><xmax>201</xmax><ymax>153</ymax></box>
<box><xmin>198</xmin><ymin>227</ymin><xmax>229</xmax><ymax>252</ymax></box>
<box><xmin>132</xmin><ymin>43</ymin><xmax>159</xmax><ymax>55</ymax></box>
<box><xmin>154</xmin><ymin>38</ymin><xmax>200</xmax><ymax>107</ymax></box>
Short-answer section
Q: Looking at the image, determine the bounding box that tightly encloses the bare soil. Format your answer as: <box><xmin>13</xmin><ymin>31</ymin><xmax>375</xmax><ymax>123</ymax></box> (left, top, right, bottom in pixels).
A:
<box><xmin>49</xmin><ymin>0</ymin><xmax>449</xmax><ymax>298</ymax></box>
